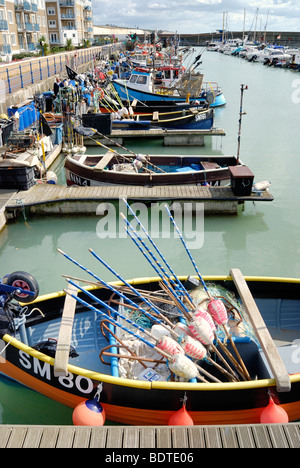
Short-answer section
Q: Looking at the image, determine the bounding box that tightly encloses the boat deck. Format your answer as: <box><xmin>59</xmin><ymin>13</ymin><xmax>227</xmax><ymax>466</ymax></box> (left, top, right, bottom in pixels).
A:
<box><xmin>5</xmin><ymin>184</ymin><xmax>274</xmax><ymax>217</ymax></box>
<box><xmin>1</xmin><ymin>423</ymin><xmax>299</xmax><ymax>448</ymax></box>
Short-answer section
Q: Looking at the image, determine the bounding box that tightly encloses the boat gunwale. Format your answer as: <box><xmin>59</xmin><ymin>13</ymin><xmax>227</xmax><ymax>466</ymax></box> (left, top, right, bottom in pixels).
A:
<box><xmin>65</xmin><ymin>155</ymin><xmax>235</xmax><ymax>177</ymax></box>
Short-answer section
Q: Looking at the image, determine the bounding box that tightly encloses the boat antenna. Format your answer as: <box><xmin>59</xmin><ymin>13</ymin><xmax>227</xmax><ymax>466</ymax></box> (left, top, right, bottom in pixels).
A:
<box><xmin>236</xmin><ymin>83</ymin><xmax>248</xmax><ymax>164</ymax></box>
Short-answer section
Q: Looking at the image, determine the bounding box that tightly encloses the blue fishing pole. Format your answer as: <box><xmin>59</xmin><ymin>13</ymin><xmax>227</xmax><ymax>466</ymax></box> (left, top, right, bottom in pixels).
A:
<box><xmin>65</xmin><ymin>279</ymin><xmax>220</xmax><ymax>383</ymax></box>
<box><xmin>122</xmin><ymin>198</ymin><xmax>193</xmax><ymax>302</ymax></box>
<box><xmin>57</xmin><ymin>248</ymin><xmax>175</xmax><ymax>330</ymax></box>
<box><xmin>164</xmin><ymin>204</ymin><xmax>212</xmax><ymax>299</ymax></box>
<box><xmin>89</xmin><ymin>247</ymin><xmax>189</xmax><ymax>321</ymax></box>
<box><xmin>64</xmin><ymin>280</ymin><xmax>167</xmax><ymax>355</ymax></box>
<box><xmin>123</xmin><ymin>220</ymin><xmax>191</xmax><ymax>320</ymax></box>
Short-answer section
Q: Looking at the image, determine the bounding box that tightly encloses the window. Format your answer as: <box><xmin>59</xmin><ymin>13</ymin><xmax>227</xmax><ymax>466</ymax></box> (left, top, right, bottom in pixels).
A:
<box><xmin>137</xmin><ymin>76</ymin><xmax>147</xmax><ymax>85</ymax></box>
<box><xmin>37</xmin><ymin>15</ymin><xmax>41</xmax><ymax>24</ymax></box>
<box><xmin>7</xmin><ymin>10</ymin><xmax>13</xmax><ymax>24</ymax></box>
<box><xmin>129</xmin><ymin>75</ymin><xmax>137</xmax><ymax>84</ymax></box>
<box><xmin>11</xmin><ymin>33</ymin><xmax>16</xmax><ymax>45</ymax></box>
<box><xmin>42</xmin><ymin>16</ymin><xmax>46</xmax><ymax>26</ymax></box>
<box><xmin>47</xmin><ymin>7</ymin><xmax>55</xmax><ymax>15</ymax></box>
<box><xmin>49</xmin><ymin>20</ymin><xmax>56</xmax><ymax>27</ymax></box>
<box><xmin>50</xmin><ymin>32</ymin><xmax>58</xmax><ymax>43</ymax></box>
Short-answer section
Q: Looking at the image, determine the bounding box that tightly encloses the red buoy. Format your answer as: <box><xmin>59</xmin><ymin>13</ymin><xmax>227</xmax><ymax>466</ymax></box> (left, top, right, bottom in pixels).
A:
<box><xmin>168</xmin><ymin>403</ymin><xmax>194</xmax><ymax>426</ymax></box>
<box><xmin>72</xmin><ymin>384</ymin><xmax>106</xmax><ymax>426</ymax></box>
<box><xmin>72</xmin><ymin>398</ymin><xmax>106</xmax><ymax>426</ymax></box>
<box><xmin>260</xmin><ymin>396</ymin><xmax>289</xmax><ymax>424</ymax></box>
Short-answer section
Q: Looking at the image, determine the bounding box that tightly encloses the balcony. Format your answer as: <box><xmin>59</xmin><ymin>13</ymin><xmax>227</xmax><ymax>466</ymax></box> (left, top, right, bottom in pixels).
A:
<box><xmin>59</xmin><ymin>0</ymin><xmax>74</xmax><ymax>6</ymax></box>
<box><xmin>33</xmin><ymin>23</ymin><xmax>40</xmax><ymax>31</ymax></box>
<box><xmin>31</xmin><ymin>2</ymin><xmax>38</xmax><ymax>11</ymax></box>
<box><xmin>62</xmin><ymin>25</ymin><xmax>76</xmax><ymax>30</ymax></box>
<box><xmin>0</xmin><ymin>20</ymin><xmax>8</xmax><ymax>30</ymax></box>
<box><xmin>27</xmin><ymin>42</ymin><xmax>36</xmax><ymax>51</ymax></box>
<box><xmin>84</xmin><ymin>15</ymin><xmax>92</xmax><ymax>21</ymax></box>
<box><xmin>61</xmin><ymin>13</ymin><xmax>75</xmax><ymax>19</ymax></box>
<box><xmin>25</xmin><ymin>21</ymin><xmax>33</xmax><ymax>31</ymax></box>
<box><xmin>15</xmin><ymin>1</ymin><xmax>32</xmax><ymax>11</ymax></box>
<box><xmin>0</xmin><ymin>44</ymin><xmax>11</xmax><ymax>54</ymax></box>
<box><xmin>84</xmin><ymin>5</ymin><xmax>91</xmax><ymax>10</ymax></box>
<box><xmin>0</xmin><ymin>0</ymin><xmax>5</xmax><ymax>6</ymax></box>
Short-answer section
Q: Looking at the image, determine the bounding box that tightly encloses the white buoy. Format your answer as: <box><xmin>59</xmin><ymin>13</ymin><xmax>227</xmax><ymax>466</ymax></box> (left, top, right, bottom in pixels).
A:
<box><xmin>46</xmin><ymin>171</ymin><xmax>58</xmax><ymax>184</ymax></box>
<box><xmin>78</xmin><ymin>146</ymin><xmax>86</xmax><ymax>154</ymax></box>
<box><xmin>252</xmin><ymin>181</ymin><xmax>271</xmax><ymax>192</ymax></box>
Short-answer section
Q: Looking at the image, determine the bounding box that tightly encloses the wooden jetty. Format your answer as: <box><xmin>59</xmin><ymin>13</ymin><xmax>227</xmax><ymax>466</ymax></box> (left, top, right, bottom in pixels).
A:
<box><xmin>4</xmin><ymin>183</ymin><xmax>273</xmax><ymax>218</ymax></box>
<box><xmin>0</xmin><ymin>189</ymin><xmax>18</xmax><ymax>231</ymax></box>
<box><xmin>85</xmin><ymin>128</ymin><xmax>226</xmax><ymax>147</ymax></box>
<box><xmin>1</xmin><ymin>423</ymin><xmax>299</xmax><ymax>448</ymax></box>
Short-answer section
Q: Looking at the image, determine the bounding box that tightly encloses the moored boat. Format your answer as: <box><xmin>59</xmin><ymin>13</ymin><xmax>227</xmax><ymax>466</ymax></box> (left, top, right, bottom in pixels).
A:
<box><xmin>110</xmin><ymin>106</ymin><xmax>214</xmax><ymax>131</ymax></box>
<box><xmin>112</xmin><ymin>69</ymin><xmax>226</xmax><ymax>108</ymax></box>
<box><xmin>0</xmin><ymin>264</ymin><xmax>299</xmax><ymax>426</ymax></box>
<box><xmin>64</xmin><ymin>142</ymin><xmax>251</xmax><ymax>188</ymax></box>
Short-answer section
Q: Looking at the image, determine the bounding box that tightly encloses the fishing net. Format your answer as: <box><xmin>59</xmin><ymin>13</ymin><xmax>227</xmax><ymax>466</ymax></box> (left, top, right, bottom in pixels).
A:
<box><xmin>190</xmin><ymin>282</ymin><xmax>259</xmax><ymax>346</ymax></box>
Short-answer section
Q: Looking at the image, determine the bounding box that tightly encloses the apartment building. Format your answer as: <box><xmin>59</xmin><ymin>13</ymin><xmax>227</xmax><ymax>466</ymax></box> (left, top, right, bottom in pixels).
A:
<box><xmin>45</xmin><ymin>0</ymin><xmax>93</xmax><ymax>47</ymax></box>
<box><xmin>0</xmin><ymin>0</ymin><xmax>93</xmax><ymax>59</ymax></box>
<box><xmin>0</xmin><ymin>0</ymin><xmax>47</xmax><ymax>56</ymax></box>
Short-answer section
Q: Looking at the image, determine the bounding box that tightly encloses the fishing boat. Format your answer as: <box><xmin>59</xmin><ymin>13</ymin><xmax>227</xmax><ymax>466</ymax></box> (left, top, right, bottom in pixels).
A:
<box><xmin>64</xmin><ymin>129</ymin><xmax>252</xmax><ymax>188</ymax></box>
<box><xmin>98</xmin><ymin>97</ymin><xmax>209</xmax><ymax>117</ymax></box>
<box><xmin>102</xmin><ymin>106</ymin><xmax>214</xmax><ymax>131</ymax></box>
<box><xmin>0</xmin><ymin>217</ymin><xmax>299</xmax><ymax>425</ymax></box>
<box><xmin>111</xmin><ymin>69</ymin><xmax>226</xmax><ymax>108</ymax></box>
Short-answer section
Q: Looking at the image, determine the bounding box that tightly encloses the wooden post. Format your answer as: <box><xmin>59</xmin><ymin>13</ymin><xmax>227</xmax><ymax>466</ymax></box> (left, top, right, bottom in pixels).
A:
<box><xmin>230</xmin><ymin>268</ymin><xmax>291</xmax><ymax>392</ymax></box>
<box><xmin>54</xmin><ymin>283</ymin><xmax>78</xmax><ymax>377</ymax></box>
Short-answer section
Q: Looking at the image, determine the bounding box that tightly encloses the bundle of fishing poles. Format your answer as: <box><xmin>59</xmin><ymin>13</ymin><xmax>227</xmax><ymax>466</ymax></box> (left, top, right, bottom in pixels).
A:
<box><xmin>59</xmin><ymin>199</ymin><xmax>252</xmax><ymax>384</ymax></box>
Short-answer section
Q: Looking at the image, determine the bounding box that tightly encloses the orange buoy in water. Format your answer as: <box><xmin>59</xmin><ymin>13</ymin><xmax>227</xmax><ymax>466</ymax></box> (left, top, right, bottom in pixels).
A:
<box><xmin>168</xmin><ymin>401</ymin><xmax>194</xmax><ymax>426</ymax></box>
<box><xmin>260</xmin><ymin>396</ymin><xmax>289</xmax><ymax>424</ymax></box>
<box><xmin>72</xmin><ymin>384</ymin><xmax>106</xmax><ymax>426</ymax></box>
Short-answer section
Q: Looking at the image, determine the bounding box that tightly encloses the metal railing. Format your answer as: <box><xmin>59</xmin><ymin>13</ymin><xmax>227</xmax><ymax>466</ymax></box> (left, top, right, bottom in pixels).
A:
<box><xmin>1</xmin><ymin>45</ymin><xmax>119</xmax><ymax>95</ymax></box>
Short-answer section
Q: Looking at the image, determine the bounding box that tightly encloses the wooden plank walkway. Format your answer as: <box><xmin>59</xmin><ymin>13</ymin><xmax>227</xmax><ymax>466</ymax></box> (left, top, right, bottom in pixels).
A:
<box><xmin>5</xmin><ymin>184</ymin><xmax>274</xmax><ymax>209</ymax></box>
<box><xmin>0</xmin><ymin>423</ymin><xmax>299</xmax><ymax>448</ymax></box>
<box><xmin>0</xmin><ymin>189</ymin><xmax>18</xmax><ymax>231</ymax></box>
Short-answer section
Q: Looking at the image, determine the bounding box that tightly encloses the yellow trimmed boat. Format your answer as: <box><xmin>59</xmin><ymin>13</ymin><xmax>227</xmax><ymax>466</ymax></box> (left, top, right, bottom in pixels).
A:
<box><xmin>0</xmin><ymin>270</ymin><xmax>300</xmax><ymax>426</ymax></box>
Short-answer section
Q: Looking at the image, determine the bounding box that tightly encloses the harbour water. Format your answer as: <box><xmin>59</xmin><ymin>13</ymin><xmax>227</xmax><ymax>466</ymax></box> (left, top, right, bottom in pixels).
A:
<box><xmin>0</xmin><ymin>48</ymin><xmax>300</xmax><ymax>424</ymax></box>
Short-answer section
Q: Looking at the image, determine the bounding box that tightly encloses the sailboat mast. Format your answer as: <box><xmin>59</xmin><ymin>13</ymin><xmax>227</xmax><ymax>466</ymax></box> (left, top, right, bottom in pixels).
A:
<box><xmin>264</xmin><ymin>10</ymin><xmax>269</xmax><ymax>43</ymax></box>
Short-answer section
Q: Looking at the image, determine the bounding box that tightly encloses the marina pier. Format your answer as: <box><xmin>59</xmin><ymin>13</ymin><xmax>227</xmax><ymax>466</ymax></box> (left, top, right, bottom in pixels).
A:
<box><xmin>1</xmin><ymin>423</ymin><xmax>300</xmax><ymax>448</ymax></box>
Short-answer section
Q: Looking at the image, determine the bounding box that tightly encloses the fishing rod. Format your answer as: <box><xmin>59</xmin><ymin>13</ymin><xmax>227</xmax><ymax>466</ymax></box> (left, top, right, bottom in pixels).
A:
<box><xmin>164</xmin><ymin>204</ymin><xmax>212</xmax><ymax>299</ymax></box>
<box><xmin>87</xmin><ymin>128</ymin><xmax>166</xmax><ymax>173</ymax></box>
<box><xmin>121</xmin><ymin>212</ymin><xmax>193</xmax><ymax>318</ymax></box>
<box><xmin>122</xmin><ymin>198</ymin><xmax>193</xmax><ymax>302</ymax></box>
<box><xmin>76</xmin><ymin>128</ymin><xmax>156</xmax><ymax>174</ymax></box>
<box><xmin>164</xmin><ymin>204</ymin><xmax>251</xmax><ymax>381</ymax></box>
<box><xmin>87</xmin><ymin>246</ymin><xmax>236</xmax><ymax>380</ymax></box>
<box><xmin>122</xmin><ymin>218</ymin><xmax>192</xmax><ymax>321</ymax></box>
<box><xmin>64</xmin><ymin>279</ymin><xmax>222</xmax><ymax>383</ymax></box>
<box><xmin>58</xmin><ymin>247</ymin><xmax>185</xmax><ymax>326</ymax></box>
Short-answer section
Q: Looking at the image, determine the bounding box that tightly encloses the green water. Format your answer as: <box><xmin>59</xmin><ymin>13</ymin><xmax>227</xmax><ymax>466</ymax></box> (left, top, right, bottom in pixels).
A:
<box><xmin>0</xmin><ymin>49</ymin><xmax>300</xmax><ymax>424</ymax></box>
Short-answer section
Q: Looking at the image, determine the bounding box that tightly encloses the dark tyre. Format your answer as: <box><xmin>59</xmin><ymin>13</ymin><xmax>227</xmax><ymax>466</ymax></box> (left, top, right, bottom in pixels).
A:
<box><xmin>5</xmin><ymin>271</ymin><xmax>39</xmax><ymax>303</ymax></box>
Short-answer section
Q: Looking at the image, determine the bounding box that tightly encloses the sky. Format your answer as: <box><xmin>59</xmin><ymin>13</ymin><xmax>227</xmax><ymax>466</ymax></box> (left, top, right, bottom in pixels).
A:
<box><xmin>92</xmin><ymin>1</ymin><xmax>300</xmax><ymax>35</ymax></box>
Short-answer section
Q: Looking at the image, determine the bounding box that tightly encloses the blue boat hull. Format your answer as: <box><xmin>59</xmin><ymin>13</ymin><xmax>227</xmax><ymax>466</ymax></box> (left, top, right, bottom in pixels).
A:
<box><xmin>112</xmin><ymin>81</ymin><xmax>226</xmax><ymax>108</ymax></box>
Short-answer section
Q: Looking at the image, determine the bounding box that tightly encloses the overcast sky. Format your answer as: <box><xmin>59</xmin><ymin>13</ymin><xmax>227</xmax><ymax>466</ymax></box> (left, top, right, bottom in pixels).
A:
<box><xmin>92</xmin><ymin>1</ymin><xmax>300</xmax><ymax>34</ymax></box>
